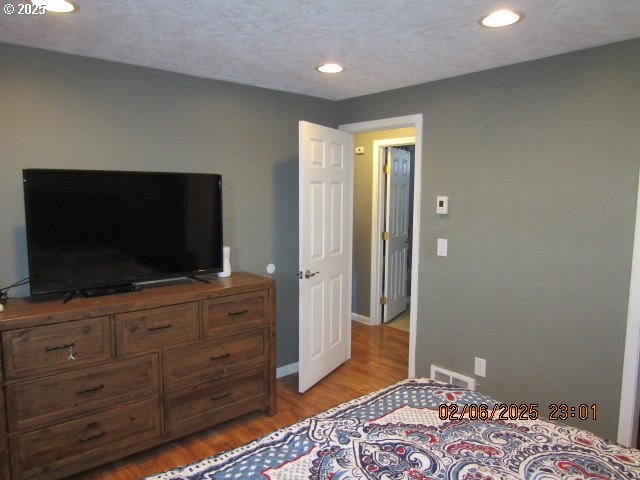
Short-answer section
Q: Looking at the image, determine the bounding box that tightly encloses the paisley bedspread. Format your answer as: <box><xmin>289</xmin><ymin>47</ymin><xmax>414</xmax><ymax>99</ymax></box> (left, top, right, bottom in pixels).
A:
<box><xmin>144</xmin><ymin>378</ymin><xmax>640</xmax><ymax>480</ymax></box>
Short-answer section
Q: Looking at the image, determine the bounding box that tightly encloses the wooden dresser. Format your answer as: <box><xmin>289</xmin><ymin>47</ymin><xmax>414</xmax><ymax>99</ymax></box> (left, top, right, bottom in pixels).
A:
<box><xmin>0</xmin><ymin>272</ymin><xmax>276</xmax><ymax>480</ymax></box>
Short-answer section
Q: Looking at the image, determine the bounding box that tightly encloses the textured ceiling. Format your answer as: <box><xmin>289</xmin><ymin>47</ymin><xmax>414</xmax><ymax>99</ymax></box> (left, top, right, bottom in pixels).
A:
<box><xmin>1</xmin><ymin>1</ymin><xmax>639</xmax><ymax>100</ymax></box>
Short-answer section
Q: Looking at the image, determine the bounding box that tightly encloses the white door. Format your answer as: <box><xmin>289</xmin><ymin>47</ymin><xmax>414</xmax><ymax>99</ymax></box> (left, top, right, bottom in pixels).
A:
<box><xmin>299</xmin><ymin>121</ymin><xmax>353</xmax><ymax>393</ymax></box>
<box><xmin>383</xmin><ymin>147</ymin><xmax>411</xmax><ymax>322</ymax></box>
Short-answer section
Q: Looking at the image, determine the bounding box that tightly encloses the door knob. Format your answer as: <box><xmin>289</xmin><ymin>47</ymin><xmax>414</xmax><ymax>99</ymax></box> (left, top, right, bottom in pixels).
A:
<box><xmin>304</xmin><ymin>270</ymin><xmax>319</xmax><ymax>279</ymax></box>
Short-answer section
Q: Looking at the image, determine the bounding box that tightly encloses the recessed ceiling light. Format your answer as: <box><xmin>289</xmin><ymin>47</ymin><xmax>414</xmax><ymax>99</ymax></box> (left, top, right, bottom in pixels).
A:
<box><xmin>316</xmin><ymin>63</ymin><xmax>345</xmax><ymax>74</ymax></box>
<box><xmin>479</xmin><ymin>9</ymin><xmax>522</xmax><ymax>28</ymax></box>
<box><xmin>30</xmin><ymin>0</ymin><xmax>76</xmax><ymax>13</ymax></box>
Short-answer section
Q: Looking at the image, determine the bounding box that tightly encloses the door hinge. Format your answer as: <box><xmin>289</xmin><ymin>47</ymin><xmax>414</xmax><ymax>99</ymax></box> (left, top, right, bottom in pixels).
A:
<box><xmin>380</xmin><ymin>296</ymin><xmax>388</xmax><ymax>305</ymax></box>
<box><xmin>383</xmin><ymin>163</ymin><xmax>391</xmax><ymax>174</ymax></box>
<box><xmin>381</xmin><ymin>231</ymin><xmax>389</xmax><ymax>241</ymax></box>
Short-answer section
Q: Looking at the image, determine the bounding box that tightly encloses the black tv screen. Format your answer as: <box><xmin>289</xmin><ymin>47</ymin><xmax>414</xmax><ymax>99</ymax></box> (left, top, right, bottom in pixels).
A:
<box><xmin>23</xmin><ymin>169</ymin><xmax>223</xmax><ymax>296</ymax></box>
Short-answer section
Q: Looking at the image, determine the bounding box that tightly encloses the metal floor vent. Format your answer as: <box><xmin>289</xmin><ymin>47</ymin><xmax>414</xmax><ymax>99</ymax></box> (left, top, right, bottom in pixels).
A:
<box><xmin>430</xmin><ymin>365</ymin><xmax>476</xmax><ymax>391</ymax></box>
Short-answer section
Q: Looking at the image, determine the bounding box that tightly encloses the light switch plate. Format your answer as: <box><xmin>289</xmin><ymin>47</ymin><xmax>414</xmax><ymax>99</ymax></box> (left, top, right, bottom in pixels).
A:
<box><xmin>437</xmin><ymin>238</ymin><xmax>448</xmax><ymax>257</ymax></box>
<box><xmin>474</xmin><ymin>357</ymin><xmax>486</xmax><ymax>377</ymax></box>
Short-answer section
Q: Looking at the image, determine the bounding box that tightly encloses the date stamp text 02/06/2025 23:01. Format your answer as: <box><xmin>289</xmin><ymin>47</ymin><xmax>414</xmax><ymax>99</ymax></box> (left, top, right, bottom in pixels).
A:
<box><xmin>439</xmin><ymin>403</ymin><xmax>598</xmax><ymax>422</ymax></box>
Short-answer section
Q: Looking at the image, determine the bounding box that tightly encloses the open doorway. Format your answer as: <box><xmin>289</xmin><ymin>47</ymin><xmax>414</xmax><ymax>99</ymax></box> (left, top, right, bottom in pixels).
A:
<box><xmin>340</xmin><ymin>115</ymin><xmax>423</xmax><ymax>378</ymax></box>
<box><xmin>350</xmin><ymin>131</ymin><xmax>415</xmax><ymax>331</ymax></box>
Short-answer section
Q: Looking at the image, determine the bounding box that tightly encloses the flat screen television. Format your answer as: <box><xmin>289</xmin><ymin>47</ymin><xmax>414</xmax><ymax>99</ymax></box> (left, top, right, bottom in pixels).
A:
<box><xmin>23</xmin><ymin>169</ymin><xmax>223</xmax><ymax>297</ymax></box>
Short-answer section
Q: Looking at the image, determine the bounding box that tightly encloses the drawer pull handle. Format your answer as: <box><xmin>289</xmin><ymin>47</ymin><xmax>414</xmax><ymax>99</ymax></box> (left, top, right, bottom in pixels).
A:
<box><xmin>76</xmin><ymin>384</ymin><xmax>105</xmax><ymax>395</ymax></box>
<box><xmin>228</xmin><ymin>309</ymin><xmax>249</xmax><ymax>317</ymax></box>
<box><xmin>147</xmin><ymin>323</ymin><xmax>173</xmax><ymax>331</ymax></box>
<box><xmin>210</xmin><ymin>392</ymin><xmax>231</xmax><ymax>401</ymax></box>
<box><xmin>44</xmin><ymin>342</ymin><xmax>75</xmax><ymax>352</ymax></box>
<box><xmin>78</xmin><ymin>430</ymin><xmax>106</xmax><ymax>443</ymax></box>
<box><xmin>210</xmin><ymin>353</ymin><xmax>231</xmax><ymax>361</ymax></box>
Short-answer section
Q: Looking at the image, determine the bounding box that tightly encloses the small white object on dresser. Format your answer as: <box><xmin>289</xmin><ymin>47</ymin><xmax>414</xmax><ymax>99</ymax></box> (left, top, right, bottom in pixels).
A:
<box><xmin>218</xmin><ymin>245</ymin><xmax>231</xmax><ymax>277</ymax></box>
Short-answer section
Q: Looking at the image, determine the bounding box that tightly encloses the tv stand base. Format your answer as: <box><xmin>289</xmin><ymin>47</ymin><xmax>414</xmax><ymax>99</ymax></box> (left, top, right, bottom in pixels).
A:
<box><xmin>62</xmin><ymin>284</ymin><xmax>142</xmax><ymax>303</ymax></box>
<box><xmin>84</xmin><ymin>284</ymin><xmax>142</xmax><ymax>298</ymax></box>
<box><xmin>188</xmin><ymin>274</ymin><xmax>211</xmax><ymax>284</ymax></box>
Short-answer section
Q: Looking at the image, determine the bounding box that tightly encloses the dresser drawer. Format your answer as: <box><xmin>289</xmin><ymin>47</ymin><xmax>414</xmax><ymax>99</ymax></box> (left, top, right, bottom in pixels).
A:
<box><xmin>164</xmin><ymin>329</ymin><xmax>268</xmax><ymax>391</ymax></box>
<box><xmin>2</xmin><ymin>317</ymin><xmax>111</xmax><ymax>380</ymax></box>
<box><xmin>115</xmin><ymin>302</ymin><xmax>199</xmax><ymax>355</ymax></box>
<box><xmin>166</xmin><ymin>369</ymin><xmax>267</xmax><ymax>436</ymax></box>
<box><xmin>204</xmin><ymin>291</ymin><xmax>268</xmax><ymax>337</ymax></box>
<box><xmin>6</xmin><ymin>354</ymin><xmax>159</xmax><ymax>432</ymax></box>
<box><xmin>10</xmin><ymin>397</ymin><xmax>161</xmax><ymax>480</ymax></box>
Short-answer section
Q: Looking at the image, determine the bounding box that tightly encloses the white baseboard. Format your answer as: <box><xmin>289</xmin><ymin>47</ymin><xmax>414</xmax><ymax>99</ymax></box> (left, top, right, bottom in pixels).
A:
<box><xmin>352</xmin><ymin>312</ymin><xmax>373</xmax><ymax>325</ymax></box>
<box><xmin>276</xmin><ymin>362</ymin><xmax>299</xmax><ymax>378</ymax></box>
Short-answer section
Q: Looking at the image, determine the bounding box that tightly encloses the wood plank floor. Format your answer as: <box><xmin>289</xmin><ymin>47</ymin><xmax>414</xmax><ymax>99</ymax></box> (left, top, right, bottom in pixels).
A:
<box><xmin>73</xmin><ymin>321</ymin><xmax>409</xmax><ymax>479</ymax></box>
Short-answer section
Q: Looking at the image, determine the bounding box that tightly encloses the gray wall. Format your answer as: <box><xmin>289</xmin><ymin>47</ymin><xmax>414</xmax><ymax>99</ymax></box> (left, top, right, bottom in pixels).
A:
<box><xmin>340</xmin><ymin>39</ymin><xmax>640</xmax><ymax>439</ymax></box>
<box><xmin>0</xmin><ymin>43</ymin><xmax>338</xmax><ymax>369</ymax></box>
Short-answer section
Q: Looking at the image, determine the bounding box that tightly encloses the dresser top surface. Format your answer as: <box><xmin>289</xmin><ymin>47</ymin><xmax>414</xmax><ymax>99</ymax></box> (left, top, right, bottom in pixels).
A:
<box><xmin>0</xmin><ymin>272</ymin><xmax>274</xmax><ymax>331</ymax></box>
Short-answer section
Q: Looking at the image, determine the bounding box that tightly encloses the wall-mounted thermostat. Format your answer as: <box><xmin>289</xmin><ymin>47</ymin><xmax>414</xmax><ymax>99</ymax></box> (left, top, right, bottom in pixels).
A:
<box><xmin>355</xmin><ymin>146</ymin><xmax>364</xmax><ymax>155</ymax></box>
<box><xmin>436</xmin><ymin>196</ymin><xmax>449</xmax><ymax>215</ymax></box>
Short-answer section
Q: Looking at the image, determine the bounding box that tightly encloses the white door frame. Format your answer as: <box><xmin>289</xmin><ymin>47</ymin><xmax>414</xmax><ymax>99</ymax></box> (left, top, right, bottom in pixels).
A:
<box><xmin>618</xmin><ymin>165</ymin><xmax>640</xmax><ymax>447</ymax></box>
<box><xmin>370</xmin><ymin>137</ymin><xmax>415</xmax><ymax>325</ymax></box>
<box><xmin>340</xmin><ymin>114</ymin><xmax>423</xmax><ymax>378</ymax></box>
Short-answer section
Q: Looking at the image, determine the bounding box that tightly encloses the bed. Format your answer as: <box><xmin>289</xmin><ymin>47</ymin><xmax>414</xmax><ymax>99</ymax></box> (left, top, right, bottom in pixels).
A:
<box><xmin>143</xmin><ymin>378</ymin><xmax>640</xmax><ymax>480</ymax></box>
